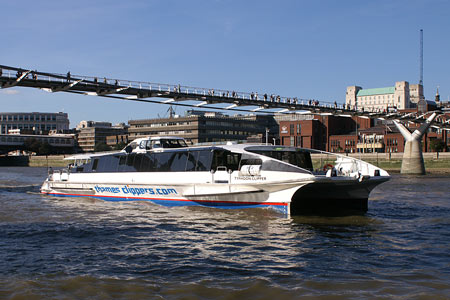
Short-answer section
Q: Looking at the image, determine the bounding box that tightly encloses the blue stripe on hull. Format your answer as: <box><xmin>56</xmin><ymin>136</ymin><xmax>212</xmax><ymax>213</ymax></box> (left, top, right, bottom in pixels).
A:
<box><xmin>43</xmin><ymin>192</ymin><xmax>289</xmax><ymax>214</ymax></box>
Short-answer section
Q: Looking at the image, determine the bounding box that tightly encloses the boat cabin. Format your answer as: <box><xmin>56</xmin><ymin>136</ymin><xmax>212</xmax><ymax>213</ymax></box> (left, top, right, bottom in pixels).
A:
<box><xmin>69</xmin><ymin>145</ymin><xmax>314</xmax><ymax>175</ymax></box>
<box><xmin>122</xmin><ymin>136</ymin><xmax>188</xmax><ymax>153</ymax></box>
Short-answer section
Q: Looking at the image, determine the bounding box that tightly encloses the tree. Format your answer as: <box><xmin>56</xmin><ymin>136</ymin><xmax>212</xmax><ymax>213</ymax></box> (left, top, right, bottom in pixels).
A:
<box><xmin>24</xmin><ymin>138</ymin><xmax>42</xmax><ymax>154</ymax></box>
<box><xmin>38</xmin><ymin>141</ymin><xmax>52</xmax><ymax>156</ymax></box>
<box><xmin>113</xmin><ymin>142</ymin><xmax>127</xmax><ymax>151</ymax></box>
<box><xmin>429</xmin><ymin>138</ymin><xmax>446</xmax><ymax>158</ymax></box>
<box><xmin>94</xmin><ymin>142</ymin><xmax>112</xmax><ymax>152</ymax></box>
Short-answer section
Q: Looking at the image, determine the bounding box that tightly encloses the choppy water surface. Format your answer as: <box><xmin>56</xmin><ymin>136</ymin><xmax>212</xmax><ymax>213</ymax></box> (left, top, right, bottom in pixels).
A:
<box><xmin>0</xmin><ymin>167</ymin><xmax>449</xmax><ymax>299</ymax></box>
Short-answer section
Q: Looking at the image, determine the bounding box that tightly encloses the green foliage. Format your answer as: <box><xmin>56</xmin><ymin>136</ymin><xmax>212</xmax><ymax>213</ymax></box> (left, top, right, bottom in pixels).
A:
<box><xmin>113</xmin><ymin>142</ymin><xmax>127</xmax><ymax>150</ymax></box>
<box><xmin>429</xmin><ymin>138</ymin><xmax>445</xmax><ymax>153</ymax></box>
<box><xmin>94</xmin><ymin>142</ymin><xmax>112</xmax><ymax>152</ymax></box>
<box><xmin>38</xmin><ymin>141</ymin><xmax>52</xmax><ymax>155</ymax></box>
<box><xmin>23</xmin><ymin>138</ymin><xmax>54</xmax><ymax>155</ymax></box>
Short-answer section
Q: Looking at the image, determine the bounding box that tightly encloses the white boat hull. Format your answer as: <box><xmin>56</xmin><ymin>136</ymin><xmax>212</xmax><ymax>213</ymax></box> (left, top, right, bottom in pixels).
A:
<box><xmin>41</xmin><ymin>172</ymin><xmax>314</xmax><ymax>214</ymax></box>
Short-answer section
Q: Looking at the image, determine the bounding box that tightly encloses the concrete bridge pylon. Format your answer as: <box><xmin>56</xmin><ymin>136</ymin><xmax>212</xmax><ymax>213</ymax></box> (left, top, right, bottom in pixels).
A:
<box><xmin>393</xmin><ymin>113</ymin><xmax>437</xmax><ymax>175</ymax></box>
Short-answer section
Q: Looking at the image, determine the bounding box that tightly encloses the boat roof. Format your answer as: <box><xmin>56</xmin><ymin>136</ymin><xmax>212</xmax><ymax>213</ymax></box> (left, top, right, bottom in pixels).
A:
<box><xmin>64</xmin><ymin>143</ymin><xmax>323</xmax><ymax>160</ymax></box>
<box><xmin>131</xmin><ymin>136</ymin><xmax>186</xmax><ymax>142</ymax></box>
<box><xmin>64</xmin><ymin>151</ymin><xmax>119</xmax><ymax>160</ymax></box>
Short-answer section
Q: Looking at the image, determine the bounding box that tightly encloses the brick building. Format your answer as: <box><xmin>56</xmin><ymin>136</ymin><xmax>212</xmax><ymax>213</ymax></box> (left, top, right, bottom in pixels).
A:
<box><xmin>279</xmin><ymin>113</ymin><xmax>448</xmax><ymax>153</ymax></box>
<box><xmin>279</xmin><ymin>115</ymin><xmax>372</xmax><ymax>151</ymax></box>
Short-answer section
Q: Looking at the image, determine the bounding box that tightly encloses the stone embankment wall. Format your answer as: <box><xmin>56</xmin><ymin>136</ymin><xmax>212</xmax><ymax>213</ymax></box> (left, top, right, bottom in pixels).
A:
<box><xmin>29</xmin><ymin>155</ymin><xmax>69</xmax><ymax>167</ymax></box>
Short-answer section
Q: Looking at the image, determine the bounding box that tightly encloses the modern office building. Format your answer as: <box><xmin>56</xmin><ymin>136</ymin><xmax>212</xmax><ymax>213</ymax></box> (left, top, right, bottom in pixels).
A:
<box><xmin>0</xmin><ymin>112</ymin><xmax>69</xmax><ymax>134</ymax></box>
<box><xmin>345</xmin><ymin>81</ymin><xmax>424</xmax><ymax>111</ymax></box>
<box><xmin>128</xmin><ymin>110</ymin><xmax>278</xmax><ymax>144</ymax></box>
<box><xmin>76</xmin><ymin>121</ymin><xmax>127</xmax><ymax>152</ymax></box>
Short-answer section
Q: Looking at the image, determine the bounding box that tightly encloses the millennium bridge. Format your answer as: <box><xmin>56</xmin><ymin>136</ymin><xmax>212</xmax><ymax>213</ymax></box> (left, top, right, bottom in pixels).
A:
<box><xmin>1</xmin><ymin>64</ymin><xmax>449</xmax><ymax>173</ymax></box>
<box><xmin>0</xmin><ymin>64</ymin><xmax>448</xmax><ymax>129</ymax></box>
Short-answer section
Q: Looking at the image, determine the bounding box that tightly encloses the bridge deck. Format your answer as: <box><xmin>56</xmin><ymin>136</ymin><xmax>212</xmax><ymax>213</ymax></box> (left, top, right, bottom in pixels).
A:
<box><xmin>0</xmin><ymin>64</ymin><xmax>448</xmax><ymax>130</ymax></box>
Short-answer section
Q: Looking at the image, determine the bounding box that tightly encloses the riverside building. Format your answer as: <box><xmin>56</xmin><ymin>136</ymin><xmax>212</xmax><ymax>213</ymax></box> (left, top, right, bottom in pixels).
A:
<box><xmin>346</xmin><ymin>82</ymin><xmax>424</xmax><ymax>112</ymax></box>
<box><xmin>128</xmin><ymin>110</ymin><xmax>278</xmax><ymax>145</ymax></box>
<box><xmin>76</xmin><ymin>121</ymin><xmax>128</xmax><ymax>152</ymax></box>
<box><xmin>0</xmin><ymin>112</ymin><xmax>69</xmax><ymax>134</ymax></box>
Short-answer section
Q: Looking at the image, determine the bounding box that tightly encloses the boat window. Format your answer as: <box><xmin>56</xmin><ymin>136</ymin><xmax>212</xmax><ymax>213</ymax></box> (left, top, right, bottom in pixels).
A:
<box><xmin>196</xmin><ymin>150</ymin><xmax>212</xmax><ymax>171</ymax></box>
<box><xmin>185</xmin><ymin>150</ymin><xmax>213</xmax><ymax>171</ymax></box>
<box><xmin>247</xmin><ymin>149</ymin><xmax>313</xmax><ymax>171</ymax></box>
<box><xmin>211</xmin><ymin>150</ymin><xmax>241</xmax><ymax>171</ymax></box>
<box><xmin>169</xmin><ymin>151</ymin><xmax>188</xmax><ymax>171</ymax></box>
<box><xmin>160</xmin><ymin>139</ymin><xmax>187</xmax><ymax>148</ymax></box>
<box><xmin>139</xmin><ymin>140</ymin><xmax>151</xmax><ymax>150</ymax></box>
<box><xmin>128</xmin><ymin>141</ymin><xmax>139</xmax><ymax>150</ymax></box>
<box><xmin>152</xmin><ymin>141</ymin><xmax>162</xmax><ymax>148</ymax></box>
<box><xmin>178</xmin><ymin>140</ymin><xmax>188</xmax><ymax>147</ymax></box>
<box><xmin>118</xmin><ymin>154</ymin><xmax>137</xmax><ymax>172</ymax></box>
<box><xmin>83</xmin><ymin>149</ymin><xmax>213</xmax><ymax>173</ymax></box>
<box><xmin>239</xmin><ymin>155</ymin><xmax>262</xmax><ymax>166</ymax></box>
<box><xmin>118</xmin><ymin>155</ymin><xmax>128</xmax><ymax>172</ymax></box>
<box><xmin>95</xmin><ymin>155</ymin><xmax>120</xmax><ymax>172</ymax></box>
<box><xmin>186</xmin><ymin>151</ymin><xmax>197</xmax><ymax>171</ymax></box>
<box><xmin>133</xmin><ymin>154</ymin><xmax>143</xmax><ymax>170</ymax></box>
<box><xmin>155</xmin><ymin>152</ymin><xmax>171</xmax><ymax>172</ymax></box>
<box><xmin>140</xmin><ymin>153</ymin><xmax>156</xmax><ymax>171</ymax></box>
<box><xmin>92</xmin><ymin>159</ymin><xmax>99</xmax><ymax>171</ymax></box>
<box><xmin>126</xmin><ymin>154</ymin><xmax>135</xmax><ymax>168</ymax></box>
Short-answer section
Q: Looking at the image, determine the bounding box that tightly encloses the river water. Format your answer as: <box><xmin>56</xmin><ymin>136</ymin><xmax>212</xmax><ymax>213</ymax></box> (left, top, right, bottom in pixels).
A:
<box><xmin>0</xmin><ymin>167</ymin><xmax>449</xmax><ymax>299</ymax></box>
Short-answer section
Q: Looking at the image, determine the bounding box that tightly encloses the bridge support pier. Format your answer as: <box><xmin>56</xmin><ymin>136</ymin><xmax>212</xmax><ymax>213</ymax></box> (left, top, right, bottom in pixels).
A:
<box><xmin>401</xmin><ymin>139</ymin><xmax>425</xmax><ymax>174</ymax></box>
<box><xmin>394</xmin><ymin>113</ymin><xmax>437</xmax><ymax>175</ymax></box>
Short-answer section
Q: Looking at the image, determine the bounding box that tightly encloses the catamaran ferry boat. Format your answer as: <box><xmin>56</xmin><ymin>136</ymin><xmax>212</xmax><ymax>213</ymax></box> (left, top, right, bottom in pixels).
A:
<box><xmin>41</xmin><ymin>137</ymin><xmax>390</xmax><ymax>214</ymax></box>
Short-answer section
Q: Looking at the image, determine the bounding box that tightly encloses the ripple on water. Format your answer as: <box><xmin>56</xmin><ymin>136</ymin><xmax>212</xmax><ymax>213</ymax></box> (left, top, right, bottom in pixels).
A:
<box><xmin>0</xmin><ymin>168</ymin><xmax>449</xmax><ymax>299</ymax></box>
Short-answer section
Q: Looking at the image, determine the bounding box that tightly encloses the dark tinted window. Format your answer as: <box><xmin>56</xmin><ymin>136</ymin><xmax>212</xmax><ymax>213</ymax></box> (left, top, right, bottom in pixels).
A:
<box><xmin>169</xmin><ymin>152</ymin><xmax>188</xmax><ymax>171</ymax></box>
<box><xmin>240</xmin><ymin>158</ymin><xmax>262</xmax><ymax>166</ymax></box>
<box><xmin>211</xmin><ymin>150</ymin><xmax>241</xmax><ymax>171</ymax></box>
<box><xmin>133</xmin><ymin>154</ymin><xmax>143</xmax><ymax>170</ymax></box>
<box><xmin>247</xmin><ymin>150</ymin><xmax>313</xmax><ymax>171</ymax></box>
<box><xmin>155</xmin><ymin>152</ymin><xmax>171</xmax><ymax>172</ymax></box>
<box><xmin>140</xmin><ymin>153</ymin><xmax>156</xmax><ymax>171</ymax></box>
<box><xmin>82</xmin><ymin>150</ymin><xmax>214</xmax><ymax>173</ymax></box>
<box><xmin>92</xmin><ymin>159</ymin><xmax>99</xmax><ymax>171</ymax></box>
<box><xmin>186</xmin><ymin>151</ymin><xmax>197</xmax><ymax>171</ymax></box>
<box><xmin>196</xmin><ymin>150</ymin><xmax>212</xmax><ymax>171</ymax></box>
<box><xmin>96</xmin><ymin>155</ymin><xmax>120</xmax><ymax>172</ymax></box>
<box><xmin>118</xmin><ymin>154</ymin><xmax>136</xmax><ymax>172</ymax></box>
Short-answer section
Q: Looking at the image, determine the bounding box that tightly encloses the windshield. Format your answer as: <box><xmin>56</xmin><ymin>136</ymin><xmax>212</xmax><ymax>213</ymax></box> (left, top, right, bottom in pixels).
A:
<box><xmin>246</xmin><ymin>149</ymin><xmax>313</xmax><ymax>171</ymax></box>
<box><xmin>153</xmin><ymin>139</ymin><xmax>187</xmax><ymax>148</ymax></box>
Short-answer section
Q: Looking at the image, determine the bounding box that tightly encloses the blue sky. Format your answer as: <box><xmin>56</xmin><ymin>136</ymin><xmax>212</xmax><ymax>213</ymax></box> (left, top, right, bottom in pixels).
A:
<box><xmin>1</xmin><ymin>0</ymin><xmax>449</xmax><ymax>127</ymax></box>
